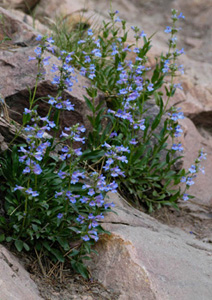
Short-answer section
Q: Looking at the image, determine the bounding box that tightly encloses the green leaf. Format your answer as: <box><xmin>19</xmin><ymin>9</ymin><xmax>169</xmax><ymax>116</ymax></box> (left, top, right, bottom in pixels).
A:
<box><xmin>72</xmin><ymin>261</ymin><xmax>89</xmax><ymax>279</ymax></box>
<box><xmin>69</xmin><ymin>249</ymin><xmax>80</xmax><ymax>257</ymax></box>
<box><xmin>84</xmin><ymin>96</ymin><xmax>95</xmax><ymax>113</ymax></box>
<box><xmin>50</xmin><ymin>248</ymin><xmax>65</xmax><ymax>262</ymax></box>
<box><xmin>80</xmin><ymin>149</ymin><xmax>105</xmax><ymax>161</ymax></box>
<box><xmin>151</xmin><ymin>65</ymin><xmax>160</xmax><ymax>83</ymax></box>
<box><xmin>0</xmin><ymin>216</ymin><xmax>6</xmax><ymax>225</ymax></box>
<box><xmin>15</xmin><ymin>240</ymin><xmax>24</xmax><ymax>252</ymax></box>
<box><xmin>6</xmin><ymin>236</ymin><xmax>13</xmax><ymax>242</ymax></box>
<box><xmin>69</xmin><ymin>227</ymin><xmax>81</xmax><ymax>233</ymax></box>
<box><xmin>31</xmin><ymin>224</ymin><xmax>38</xmax><ymax>232</ymax></box>
<box><xmin>23</xmin><ymin>242</ymin><xmax>30</xmax><ymax>251</ymax></box>
<box><xmin>57</xmin><ymin>237</ymin><xmax>69</xmax><ymax>251</ymax></box>
<box><xmin>0</xmin><ymin>233</ymin><xmax>5</xmax><ymax>242</ymax></box>
<box><xmin>43</xmin><ymin>241</ymin><xmax>51</xmax><ymax>251</ymax></box>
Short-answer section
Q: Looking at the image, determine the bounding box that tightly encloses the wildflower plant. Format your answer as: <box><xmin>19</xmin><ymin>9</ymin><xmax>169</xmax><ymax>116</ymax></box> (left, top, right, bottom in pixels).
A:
<box><xmin>0</xmin><ymin>9</ymin><xmax>206</xmax><ymax>277</ymax></box>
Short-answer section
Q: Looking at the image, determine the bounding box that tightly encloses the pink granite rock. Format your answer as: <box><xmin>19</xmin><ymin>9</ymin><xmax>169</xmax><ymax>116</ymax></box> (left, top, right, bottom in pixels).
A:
<box><xmin>0</xmin><ymin>46</ymin><xmax>104</xmax><ymax>133</ymax></box>
<box><xmin>0</xmin><ymin>0</ymin><xmax>39</xmax><ymax>13</ymax></box>
<box><xmin>86</xmin><ymin>193</ymin><xmax>212</xmax><ymax>300</ymax></box>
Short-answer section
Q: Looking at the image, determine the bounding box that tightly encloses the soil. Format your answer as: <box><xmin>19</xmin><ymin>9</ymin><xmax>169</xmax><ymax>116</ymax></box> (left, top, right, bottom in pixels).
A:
<box><xmin>6</xmin><ymin>246</ymin><xmax>120</xmax><ymax>300</ymax></box>
<box><xmin>32</xmin><ymin>272</ymin><xmax>120</xmax><ymax>300</ymax></box>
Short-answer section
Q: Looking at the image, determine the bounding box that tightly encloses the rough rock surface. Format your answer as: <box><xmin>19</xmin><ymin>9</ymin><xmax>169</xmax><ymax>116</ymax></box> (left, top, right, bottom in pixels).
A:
<box><xmin>0</xmin><ymin>245</ymin><xmax>43</xmax><ymax>300</ymax></box>
<box><xmin>0</xmin><ymin>7</ymin><xmax>104</xmax><ymax>134</ymax></box>
<box><xmin>86</xmin><ymin>193</ymin><xmax>212</xmax><ymax>300</ymax></box>
<box><xmin>9</xmin><ymin>8</ymin><xmax>49</xmax><ymax>35</ymax></box>
<box><xmin>179</xmin><ymin>117</ymin><xmax>212</xmax><ymax>207</ymax></box>
<box><xmin>0</xmin><ymin>0</ymin><xmax>39</xmax><ymax>13</ymax></box>
<box><xmin>0</xmin><ymin>6</ymin><xmax>40</xmax><ymax>47</ymax></box>
<box><xmin>0</xmin><ymin>46</ymin><xmax>103</xmax><ymax>132</ymax></box>
<box><xmin>34</xmin><ymin>0</ymin><xmax>92</xmax><ymax>26</ymax></box>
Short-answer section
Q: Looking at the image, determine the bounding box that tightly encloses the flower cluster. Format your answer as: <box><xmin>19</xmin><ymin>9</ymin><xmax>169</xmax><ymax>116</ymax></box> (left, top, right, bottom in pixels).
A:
<box><xmin>181</xmin><ymin>149</ymin><xmax>206</xmax><ymax>201</ymax></box>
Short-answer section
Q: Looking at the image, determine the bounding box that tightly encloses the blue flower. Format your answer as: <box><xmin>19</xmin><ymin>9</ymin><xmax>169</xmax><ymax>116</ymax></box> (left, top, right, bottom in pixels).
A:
<box><xmin>23</xmin><ymin>166</ymin><xmax>31</xmax><ymax>174</ymax></box>
<box><xmin>181</xmin><ymin>176</ymin><xmax>186</xmax><ymax>183</ymax></box>
<box><xmin>88</xmin><ymin>189</ymin><xmax>95</xmax><ymax>196</ymax></box>
<box><xmin>78</xmin><ymin>40</ymin><xmax>86</xmax><ymax>44</ymax></box>
<box><xmin>91</xmin><ymin>48</ymin><xmax>102</xmax><ymax>57</ymax></box>
<box><xmin>74</xmin><ymin>148</ymin><xmax>82</xmax><ymax>156</ymax></box>
<box><xmin>28</xmin><ymin>56</ymin><xmax>36</xmax><ymax>61</ymax></box>
<box><xmin>130</xmin><ymin>138</ymin><xmax>138</xmax><ymax>145</ymax></box>
<box><xmin>25</xmin><ymin>188</ymin><xmax>39</xmax><ymax>197</ymax></box>
<box><xmin>36</xmin><ymin>130</ymin><xmax>45</xmax><ymax>138</ymax></box>
<box><xmin>182</xmin><ymin>194</ymin><xmax>189</xmax><ymax>201</ymax></box>
<box><xmin>14</xmin><ymin>185</ymin><xmax>24</xmax><ymax>191</ymax></box>
<box><xmin>178</xmin><ymin>12</ymin><xmax>185</xmax><ymax>19</ymax></box>
<box><xmin>172</xmin><ymin>143</ymin><xmax>183</xmax><ymax>152</ymax></box>
<box><xmin>87</xmin><ymin>29</ymin><xmax>93</xmax><ymax>36</ymax></box>
<box><xmin>140</xmin><ymin>30</ymin><xmax>146</xmax><ymax>37</ymax></box>
<box><xmin>188</xmin><ymin>165</ymin><xmax>196</xmax><ymax>174</ymax></box>
<box><xmin>62</xmin><ymin>100</ymin><xmax>74</xmax><ymax>111</ymax></box>
<box><xmin>89</xmin><ymin>200</ymin><xmax>96</xmax><ymax>207</ymax></box>
<box><xmin>117</xmin><ymin>156</ymin><xmax>128</xmax><ymax>163</ymax></box>
<box><xmin>164</xmin><ymin>26</ymin><xmax>172</xmax><ymax>33</ymax></box>
<box><xmin>36</xmin><ymin>34</ymin><xmax>42</xmax><ymax>41</ymax></box>
<box><xmin>58</xmin><ymin>170</ymin><xmax>67</xmax><ymax>179</ymax></box>
<box><xmin>147</xmin><ymin>83</ymin><xmax>154</xmax><ymax>92</ymax></box>
<box><xmin>76</xmin><ymin>215</ymin><xmax>85</xmax><ymax>223</ymax></box>
<box><xmin>33</xmin><ymin>163</ymin><xmax>42</xmax><ymax>175</ymax></box>
<box><xmin>82</xmin><ymin>235</ymin><xmax>90</xmax><ymax>241</ymax></box>
<box><xmin>55</xmin><ymin>191</ymin><xmax>63</xmax><ymax>198</ymax></box>
<box><xmin>186</xmin><ymin>177</ymin><xmax>195</xmax><ymax>186</ymax></box>
<box><xmin>57</xmin><ymin>213</ymin><xmax>63</xmax><ymax>219</ymax></box>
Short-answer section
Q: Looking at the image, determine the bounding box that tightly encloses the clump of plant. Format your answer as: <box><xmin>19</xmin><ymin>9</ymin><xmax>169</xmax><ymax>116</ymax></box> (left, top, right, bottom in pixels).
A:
<box><xmin>0</xmin><ymin>36</ymin><xmax>118</xmax><ymax>278</ymax></box>
<box><xmin>51</xmin><ymin>9</ymin><xmax>206</xmax><ymax>211</ymax></box>
<box><xmin>0</xmin><ymin>9</ymin><xmax>206</xmax><ymax>279</ymax></box>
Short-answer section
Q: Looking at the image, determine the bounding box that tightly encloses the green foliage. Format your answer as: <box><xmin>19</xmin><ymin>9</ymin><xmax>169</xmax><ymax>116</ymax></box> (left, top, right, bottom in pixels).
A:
<box><xmin>51</xmin><ymin>9</ymin><xmax>205</xmax><ymax>211</ymax></box>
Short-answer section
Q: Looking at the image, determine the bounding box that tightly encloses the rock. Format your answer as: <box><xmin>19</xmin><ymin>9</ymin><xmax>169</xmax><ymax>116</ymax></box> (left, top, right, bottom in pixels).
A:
<box><xmin>9</xmin><ymin>9</ymin><xmax>50</xmax><ymax>35</ymax></box>
<box><xmin>86</xmin><ymin>193</ymin><xmax>212</xmax><ymax>300</ymax></box>
<box><xmin>0</xmin><ymin>117</ymin><xmax>26</xmax><ymax>146</ymax></box>
<box><xmin>0</xmin><ymin>7</ymin><xmax>105</xmax><ymax>142</ymax></box>
<box><xmin>0</xmin><ymin>0</ymin><xmax>40</xmax><ymax>13</ymax></box>
<box><xmin>178</xmin><ymin>117</ymin><xmax>212</xmax><ymax>207</ymax></box>
<box><xmin>0</xmin><ymin>7</ymin><xmax>40</xmax><ymax>47</ymax></box>
<box><xmin>34</xmin><ymin>0</ymin><xmax>91</xmax><ymax>25</ymax></box>
<box><xmin>0</xmin><ymin>132</ymin><xmax>7</xmax><ymax>151</ymax></box>
<box><xmin>0</xmin><ymin>45</ymin><xmax>104</xmax><ymax>133</ymax></box>
<box><xmin>0</xmin><ymin>245</ymin><xmax>43</xmax><ymax>300</ymax></box>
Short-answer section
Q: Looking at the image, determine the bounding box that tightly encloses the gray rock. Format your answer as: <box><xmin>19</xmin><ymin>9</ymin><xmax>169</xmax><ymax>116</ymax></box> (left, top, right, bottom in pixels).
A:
<box><xmin>0</xmin><ymin>245</ymin><xmax>43</xmax><ymax>300</ymax></box>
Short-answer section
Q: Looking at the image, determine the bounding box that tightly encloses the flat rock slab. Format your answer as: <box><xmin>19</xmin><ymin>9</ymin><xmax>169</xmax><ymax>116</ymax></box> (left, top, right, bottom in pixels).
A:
<box><xmin>0</xmin><ymin>245</ymin><xmax>43</xmax><ymax>300</ymax></box>
<box><xmin>87</xmin><ymin>193</ymin><xmax>212</xmax><ymax>300</ymax></box>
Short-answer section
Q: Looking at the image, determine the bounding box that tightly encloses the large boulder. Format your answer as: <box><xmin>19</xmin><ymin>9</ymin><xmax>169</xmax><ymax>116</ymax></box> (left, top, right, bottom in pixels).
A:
<box><xmin>0</xmin><ymin>245</ymin><xmax>43</xmax><ymax>300</ymax></box>
<box><xmin>86</xmin><ymin>193</ymin><xmax>212</xmax><ymax>300</ymax></box>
